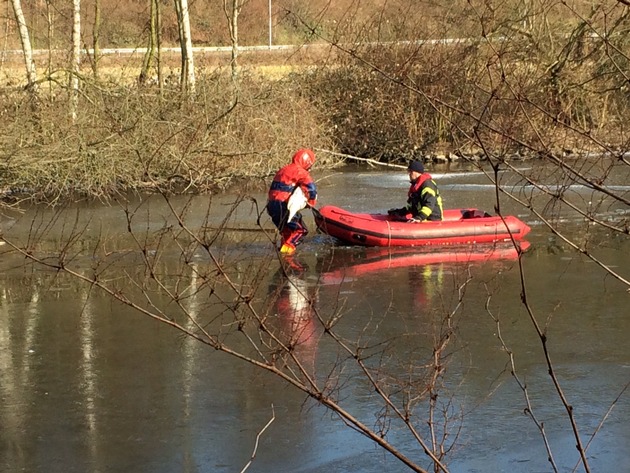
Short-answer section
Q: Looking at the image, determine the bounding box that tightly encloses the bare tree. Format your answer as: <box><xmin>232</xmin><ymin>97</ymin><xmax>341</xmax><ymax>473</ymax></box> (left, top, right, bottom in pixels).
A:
<box><xmin>43</xmin><ymin>0</ymin><xmax>55</xmax><ymax>94</ymax></box>
<box><xmin>302</xmin><ymin>4</ymin><xmax>629</xmax><ymax>472</ymax></box>
<box><xmin>139</xmin><ymin>0</ymin><xmax>163</xmax><ymax>89</ymax></box>
<box><xmin>70</xmin><ymin>0</ymin><xmax>80</xmax><ymax>121</ymax></box>
<box><xmin>9</xmin><ymin>0</ymin><xmax>38</xmax><ymax>92</ymax></box>
<box><xmin>224</xmin><ymin>0</ymin><xmax>247</xmax><ymax>84</ymax></box>
<box><xmin>91</xmin><ymin>0</ymin><xmax>101</xmax><ymax>79</ymax></box>
<box><xmin>174</xmin><ymin>0</ymin><xmax>195</xmax><ymax>94</ymax></box>
<box><xmin>0</xmin><ymin>194</ymin><xmax>466</xmax><ymax>473</ymax></box>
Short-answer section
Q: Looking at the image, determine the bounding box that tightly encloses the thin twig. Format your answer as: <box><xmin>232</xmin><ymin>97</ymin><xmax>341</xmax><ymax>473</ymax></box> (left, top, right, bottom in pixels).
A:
<box><xmin>571</xmin><ymin>381</ymin><xmax>630</xmax><ymax>473</ymax></box>
<box><xmin>240</xmin><ymin>404</ymin><xmax>276</xmax><ymax>473</ymax></box>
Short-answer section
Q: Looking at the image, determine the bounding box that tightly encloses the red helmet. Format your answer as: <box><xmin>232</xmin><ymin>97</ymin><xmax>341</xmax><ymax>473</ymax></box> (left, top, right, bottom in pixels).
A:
<box><xmin>291</xmin><ymin>148</ymin><xmax>316</xmax><ymax>170</ymax></box>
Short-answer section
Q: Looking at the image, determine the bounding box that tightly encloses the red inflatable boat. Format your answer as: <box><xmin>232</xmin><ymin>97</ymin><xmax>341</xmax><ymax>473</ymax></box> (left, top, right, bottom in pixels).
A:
<box><xmin>314</xmin><ymin>206</ymin><xmax>531</xmax><ymax>247</ymax></box>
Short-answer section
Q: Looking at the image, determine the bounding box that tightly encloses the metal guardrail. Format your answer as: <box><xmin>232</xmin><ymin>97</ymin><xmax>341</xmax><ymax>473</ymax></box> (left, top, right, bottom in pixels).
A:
<box><xmin>2</xmin><ymin>32</ymin><xmax>611</xmax><ymax>57</ymax></box>
<box><xmin>1</xmin><ymin>44</ymin><xmax>311</xmax><ymax>56</ymax></box>
<box><xmin>1</xmin><ymin>38</ymin><xmax>475</xmax><ymax>57</ymax></box>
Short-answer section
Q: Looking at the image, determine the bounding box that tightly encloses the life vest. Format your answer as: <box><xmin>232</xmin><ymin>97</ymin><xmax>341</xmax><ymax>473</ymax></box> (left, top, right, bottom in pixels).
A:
<box><xmin>407</xmin><ymin>173</ymin><xmax>443</xmax><ymax>221</ymax></box>
<box><xmin>268</xmin><ymin>163</ymin><xmax>317</xmax><ymax>203</ymax></box>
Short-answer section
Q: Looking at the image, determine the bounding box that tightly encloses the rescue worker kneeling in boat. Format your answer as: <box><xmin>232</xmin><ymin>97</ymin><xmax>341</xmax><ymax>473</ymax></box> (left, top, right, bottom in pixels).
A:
<box><xmin>388</xmin><ymin>160</ymin><xmax>443</xmax><ymax>222</ymax></box>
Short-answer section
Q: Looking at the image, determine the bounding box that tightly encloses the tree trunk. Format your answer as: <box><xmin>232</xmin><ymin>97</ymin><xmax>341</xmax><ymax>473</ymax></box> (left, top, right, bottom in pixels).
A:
<box><xmin>224</xmin><ymin>0</ymin><xmax>243</xmax><ymax>84</ymax></box>
<box><xmin>70</xmin><ymin>0</ymin><xmax>81</xmax><ymax>122</ymax></box>
<box><xmin>44</xmin><ymin>0</ymin><xmax>54</xmax><ymax>95</ymax></box>
<box><xmin>155</xmin><ymin>0</ymin><xmax>163</xmax><ymax>92</ymax></box>
<box><xmin>139</xmin><ymin>0</ymin><xmax>156</xmax><ymax>85</ymax></box>
<box><xmin>9</xmin><ymin>0</ymin><xmax>38</xmax><ymax>92</ymax></box>
<box><xmin>92</xmin><ymin>0</ymin><xmax>101</xmax><ymax>78</ymax></box>
<box><xmin>174</xmin><ymin>0</ymin><xmax>195</xmax><ymax>94</ymax></box>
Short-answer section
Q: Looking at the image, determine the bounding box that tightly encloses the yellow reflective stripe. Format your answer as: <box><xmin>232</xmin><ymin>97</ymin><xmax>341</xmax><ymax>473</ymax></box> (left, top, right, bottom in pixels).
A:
<box><xmin>421</xmin><ymin>187</ymin><xmax>436</xmax><ymax>197</ymax></box>
<box><xmin>420</xmin><ymin>206</ymin><xmax>432</xmax><ymax>217</ymax></box>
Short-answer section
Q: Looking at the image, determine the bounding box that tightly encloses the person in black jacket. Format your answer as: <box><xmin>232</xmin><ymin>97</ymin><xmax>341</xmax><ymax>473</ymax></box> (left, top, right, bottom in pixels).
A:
<box><xmin>388</xmin><ymin>160</ymin><xmax>443</xmax><ymax>222</ymax></box>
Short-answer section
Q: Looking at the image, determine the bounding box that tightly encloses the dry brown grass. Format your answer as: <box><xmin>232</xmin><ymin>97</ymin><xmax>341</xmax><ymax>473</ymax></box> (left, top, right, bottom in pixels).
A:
<box><xmin>0</xmin><ymin>65</ymin><xmax>340</xmax><ymax>203</ymax></box>
<box><xmin>2</xmin><ymin>1</ymin><xmax>629</xmax><ymax>203</ymax></box>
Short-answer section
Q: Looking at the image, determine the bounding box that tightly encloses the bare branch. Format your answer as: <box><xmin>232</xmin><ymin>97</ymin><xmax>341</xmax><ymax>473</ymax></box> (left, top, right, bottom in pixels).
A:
<box><xmin>239</xmin><ymin>404</ymin><xmax>276</xmax><ymax>473</ymax></box>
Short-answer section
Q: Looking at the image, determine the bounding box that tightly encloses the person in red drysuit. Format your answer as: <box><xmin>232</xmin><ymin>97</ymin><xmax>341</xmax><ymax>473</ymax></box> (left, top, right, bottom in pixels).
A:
<box><xmin>267</xmin><ymin>148</ymin><xmax>317</xmax><ymax>254</ymax></box>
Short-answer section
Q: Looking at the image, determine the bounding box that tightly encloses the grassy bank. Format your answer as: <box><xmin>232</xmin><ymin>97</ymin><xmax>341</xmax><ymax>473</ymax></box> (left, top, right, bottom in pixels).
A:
<box><xmin>1</xmin><ymin>37</ymin><xmax>628</xmax><ymax>206</ymax></box>
<box><xmin>0</xmin><ymin>70</ymin><xmax>338</xmax><ymax>203</ymax></box>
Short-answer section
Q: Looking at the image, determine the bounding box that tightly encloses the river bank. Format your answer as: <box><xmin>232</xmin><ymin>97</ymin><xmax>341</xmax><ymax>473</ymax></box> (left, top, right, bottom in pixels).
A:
<box><xmin>2</xmin><ymin>36</ymin><xmax>628</xmax><ymax>206</ymax></box>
